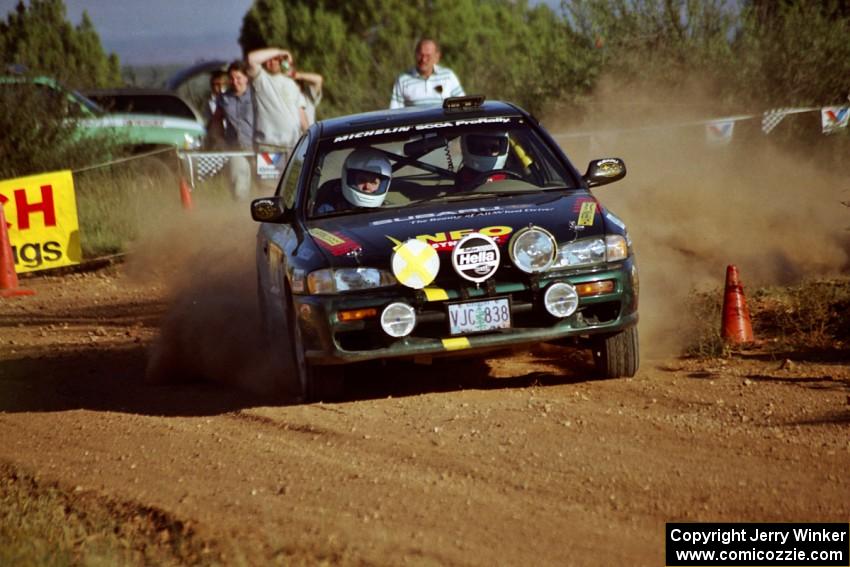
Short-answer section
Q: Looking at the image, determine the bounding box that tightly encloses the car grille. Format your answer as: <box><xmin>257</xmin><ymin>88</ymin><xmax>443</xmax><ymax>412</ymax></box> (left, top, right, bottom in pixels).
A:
<box><xmin>333</xmin><ymin>286</ymin><xmax>623</xmax><ymax>353</ymax></box>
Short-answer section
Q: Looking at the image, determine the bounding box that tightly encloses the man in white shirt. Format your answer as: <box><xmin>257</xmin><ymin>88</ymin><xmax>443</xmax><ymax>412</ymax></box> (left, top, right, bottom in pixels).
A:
<box><xmin>389</xmin><ymin>38</ymin><xmax>465</xmax><ymax>109</ymax></box>
<box><xmin>247</xmin><ymin>47</ymin><xmax>309</xmax><ymax>153</ymax></box>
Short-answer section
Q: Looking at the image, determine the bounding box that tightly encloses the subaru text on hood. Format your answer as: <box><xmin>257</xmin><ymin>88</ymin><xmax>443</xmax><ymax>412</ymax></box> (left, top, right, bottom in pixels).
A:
<box><xmin>252</xmin><ymin>96</ymin><xmax>639</xmax><ymax>402</ymax></box>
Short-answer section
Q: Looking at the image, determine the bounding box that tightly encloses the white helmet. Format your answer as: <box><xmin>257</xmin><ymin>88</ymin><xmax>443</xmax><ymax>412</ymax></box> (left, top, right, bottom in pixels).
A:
<box><xmin>461</xmin><ymin>132</ymin><xmax>509</xmax><ymax>172</ymax></box>
<box><xmin>341</xmin><ymin>148</ymin><xmax>392</xmax><ymax>208</ymax></box>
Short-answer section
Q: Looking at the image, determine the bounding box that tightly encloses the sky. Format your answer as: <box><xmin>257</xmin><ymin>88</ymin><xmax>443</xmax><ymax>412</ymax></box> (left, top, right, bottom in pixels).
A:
<box><xmin>0</xmin><ymin>0</ymin><xmax>255</xmax><ymax>65</ymax></box>
<box><xmin>1</xmin><ymin>0</ymin><xmax>562</xmax><ymax>66</ymax></box>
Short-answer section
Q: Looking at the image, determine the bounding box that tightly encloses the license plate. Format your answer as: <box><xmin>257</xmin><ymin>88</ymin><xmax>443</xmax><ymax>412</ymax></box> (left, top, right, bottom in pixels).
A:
<box><xmin>447</xmin><ymin>297</ymin><xmax>511</xmax><ymax>335</ymax></box>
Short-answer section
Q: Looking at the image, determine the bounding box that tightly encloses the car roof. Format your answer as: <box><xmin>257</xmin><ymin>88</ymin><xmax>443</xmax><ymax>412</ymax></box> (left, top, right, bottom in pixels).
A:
<box><xmin>80</xmin><ymin>88</ymin><xmax>202</xmax><ymax>122</ymax></box>
<box><xmin>316</xmin><ymin>100</ymin><xmax>528</xmax><ymax>139</ymax></box>
<box><xmin>81</xmin><ymin>87</ymin><xmax>187</xmax><ymax>97</ymax></box>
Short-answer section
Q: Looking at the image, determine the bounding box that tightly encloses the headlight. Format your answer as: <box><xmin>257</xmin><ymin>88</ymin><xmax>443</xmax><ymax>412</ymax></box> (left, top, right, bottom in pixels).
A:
<box><xmin>307</xmin><ymin>268</ymin><xmax>396</xmax><ymax>294</ymax></box>
<box><xmin>552</xmin><ymin>235</ymin><xmax>628</xmax><ymax>269</ymax></box>
<box><xmin>509</xmin><ymin>226</ymin><xmax>556</xmax><ymax>273</ymax></box>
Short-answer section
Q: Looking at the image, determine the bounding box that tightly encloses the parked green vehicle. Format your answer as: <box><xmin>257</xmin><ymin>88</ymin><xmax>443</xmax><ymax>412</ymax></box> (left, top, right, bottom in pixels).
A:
<box><xmin>0</xmin><ymin>75</ymin><xmax>205</xmax><ymax>153</ymax></box>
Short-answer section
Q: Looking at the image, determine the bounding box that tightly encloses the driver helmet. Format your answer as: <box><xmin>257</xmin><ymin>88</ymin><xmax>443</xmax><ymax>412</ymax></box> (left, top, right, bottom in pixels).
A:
<box><xmin>461</xmin><ymin>132</ymin><xmax>510</xmax><ymax>172</ymax></box>
<box><xmin>341</xmin><ymin>148</ymin><xmax>392</xmax><ymax>208</ymax></box>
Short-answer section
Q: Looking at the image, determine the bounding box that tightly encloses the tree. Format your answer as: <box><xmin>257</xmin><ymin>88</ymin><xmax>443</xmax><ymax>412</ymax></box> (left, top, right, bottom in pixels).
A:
<box><xmin>0</xmin><ymin>0</ymin><xmax>121</xmax><ymax>88</ymax></box>
<box><xmin>239</xmin><ymin>0</ymin><xmax>589</xmax><ymax>118</ymax></box>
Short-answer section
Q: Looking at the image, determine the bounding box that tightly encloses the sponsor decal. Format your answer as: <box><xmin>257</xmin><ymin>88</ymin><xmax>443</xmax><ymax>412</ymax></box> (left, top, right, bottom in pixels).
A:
<box><xmin>308</xmin><ymin>228</ymin><xmax>362</xmax><ymax>256</ymax></box>
<box><xmin>0</xmin><ymin>170</ymin><xmax>81</xmax><ymax>273</ymax></box>
<box><xmin>256</xmin><ymin>152</ymin><xmax>285</xmax><ymax>180</ymax></box>
<box><xmin>594</xmin><ymin>158</ymin><xmax>623</xmax><ymax>176</ymax></box>
<box><xmin>333</xmin><ymin>117</ymin><xmax>514</xmax><ymax>144</ymax></box>
<box><xmin>451</xmin><ymin>232</ymin><xmax>500</xmax><ymax>283</ymax></box>
<box><xmin>577</xmin><ymin>201</ymin><xmax>597</xmax><ymax>226</ymax></box>
<box><xmin>391</xmin><ymin>239</ymin><xmax>440</xmax><ymax>289</ymax></box>
<box><xmin>821</xmin><ymin>106</ymin><xmax>849</xmax><ymax>134</ymax></box>
<box><xmin>371</xmin><ymin>204</ymin><xmax>554</xmax><ymax>227</ymax></box>
<box><xmin>706</xmin><ymin>120</ymin><xmax>735</xmax><ymax>145</ymax></box>
<box><xmin>572</xmin><ymin>197</ymin><xmax>595</xmax><ymax>213</ymax></box>
<box><xmin>386</xmin><ymin>225</ymin><xmax>513</xmax><ymax>253</ymax></box>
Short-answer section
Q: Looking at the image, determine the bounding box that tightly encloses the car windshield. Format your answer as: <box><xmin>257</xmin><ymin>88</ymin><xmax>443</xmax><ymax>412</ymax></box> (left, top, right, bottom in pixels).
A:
<box><xmin>305</xmin><ymin>116</ymin><xmax>577</xmax><ymax>219</ymax></box>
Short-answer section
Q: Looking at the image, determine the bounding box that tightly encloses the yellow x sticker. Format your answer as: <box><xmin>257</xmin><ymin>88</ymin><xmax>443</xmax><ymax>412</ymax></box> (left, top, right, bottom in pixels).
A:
<box><xmin>392</xmin><ymin>239</ymin><xmax>440</xmax><ymax>289</ymax></box>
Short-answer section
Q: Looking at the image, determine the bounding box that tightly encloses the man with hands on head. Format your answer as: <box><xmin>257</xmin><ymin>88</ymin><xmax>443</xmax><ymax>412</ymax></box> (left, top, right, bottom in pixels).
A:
<box><xmin>246</xmin><ymin>47</ymin><xmax>309</xmax><ymax>155</ymax></box>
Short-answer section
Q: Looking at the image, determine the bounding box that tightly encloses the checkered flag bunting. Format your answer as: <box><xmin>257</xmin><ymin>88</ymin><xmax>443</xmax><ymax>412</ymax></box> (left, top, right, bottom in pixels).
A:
<box><xmin>193</xmin><ymin>153</ymin><xmax>229</xmax><ymax>182</ymax></box>
<box><xmin>761</xmin><ymin>108</ymin><xmax>790</xmax><ymax>134</ymax></box>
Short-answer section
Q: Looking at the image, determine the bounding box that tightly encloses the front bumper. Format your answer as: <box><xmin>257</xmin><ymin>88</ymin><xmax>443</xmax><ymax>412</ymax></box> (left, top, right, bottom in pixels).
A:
<box><xmin>292</xmin><ymin>260</ymin><xmax>638</xmax><ymax>365</ymax></box>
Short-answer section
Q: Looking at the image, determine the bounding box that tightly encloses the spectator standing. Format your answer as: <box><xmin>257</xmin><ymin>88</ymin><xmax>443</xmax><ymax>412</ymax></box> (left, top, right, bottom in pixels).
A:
<box><xmin>204</xmin><ymin>69</ymin><xmax>229</xmax><ymax>149</ymax></box>
<box><xmin>292</xmin><ymin>65</ymin><xmax>323</xmax><ymax>126</ymax></box>
<box><xmin>247</xmin><ymin>47</ymin><xmax>309</xmax><ymax>155</ymax></box>
<box><xmin>210</xmin><ymin>61</ymin><xmax>255</xmax><ymax>200</ymax></box>
<box><xmin>389</xmin><ymin>38</ymin><xmax>465</xmax><ymax>109</ymax></box>
<box><xmin>204</xmin><ymin>69</ymin><xmax>229</xmax><ymax>123</ymax></box>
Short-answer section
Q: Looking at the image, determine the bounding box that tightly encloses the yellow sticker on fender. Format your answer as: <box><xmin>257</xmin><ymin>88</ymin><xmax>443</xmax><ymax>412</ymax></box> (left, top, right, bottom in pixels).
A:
<box><xmin>577</xmin><ymin>201</ymin><xmax>597</xmax><ymax>226</ymax></box>
<box><xmin>309</xmin><ymin>228</ymin><xmax>345</xmax><ymax>246</ymax></box>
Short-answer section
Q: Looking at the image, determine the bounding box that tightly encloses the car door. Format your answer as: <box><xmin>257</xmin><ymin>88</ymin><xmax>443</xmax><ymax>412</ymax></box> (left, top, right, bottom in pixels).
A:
<box><xmin>258</xmin><ymin>135</ymin><xmax>310</xmax><ymax>305</ymax></box>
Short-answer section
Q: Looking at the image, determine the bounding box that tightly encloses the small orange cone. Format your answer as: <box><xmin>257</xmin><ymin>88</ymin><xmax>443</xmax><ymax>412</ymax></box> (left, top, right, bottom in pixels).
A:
<box><xmin>179</xmin><ymin>176</ymin><xmax>193</xmax><ymax>210</ymax></box>
<box><xmin>721</xmin><ymin>264</ymin><xmax>753</xmax><ymax>344</ymax></box>
<box><xmin>0</xmin><ymin>203</ymin><xmax>34</xmax><ymax>298</ymax></box>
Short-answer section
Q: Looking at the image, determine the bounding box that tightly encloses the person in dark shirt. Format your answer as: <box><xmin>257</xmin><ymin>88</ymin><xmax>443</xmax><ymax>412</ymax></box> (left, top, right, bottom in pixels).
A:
<box><xmin>209</xmin><ymin>60</ymin><xmax>255</xmax><ymax>200</ymax></box>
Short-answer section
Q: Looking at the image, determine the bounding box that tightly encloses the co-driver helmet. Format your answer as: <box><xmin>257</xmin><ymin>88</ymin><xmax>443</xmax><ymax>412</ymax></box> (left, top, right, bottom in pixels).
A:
<box><xmin>460</xmin><ymin>132</ymin><xmax>510</xmax><ymax>172</ymax></box>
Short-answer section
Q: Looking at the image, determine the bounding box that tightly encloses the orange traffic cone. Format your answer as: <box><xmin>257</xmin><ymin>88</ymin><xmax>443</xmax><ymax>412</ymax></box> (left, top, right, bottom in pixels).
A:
<box><xmin>0</xmin><ymin>203</ymin><xmax>34</xmax><ymax>297</ymax></box>
<box><xmin>179</xmin><ymin>176</ymin><xmax>193</xmax><ymax>210</ymax></box>
<box><xmin>720</xmin><ymin>264</ymin><xmax>753</xmax><ymax>344</ymax></box>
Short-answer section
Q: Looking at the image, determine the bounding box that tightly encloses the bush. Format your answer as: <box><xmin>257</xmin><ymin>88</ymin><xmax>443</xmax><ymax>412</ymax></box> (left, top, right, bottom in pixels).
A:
<box><xmin>0</xmin><ymin>80</ymin><xmax>124</xmax><ymax>179</ymax></box>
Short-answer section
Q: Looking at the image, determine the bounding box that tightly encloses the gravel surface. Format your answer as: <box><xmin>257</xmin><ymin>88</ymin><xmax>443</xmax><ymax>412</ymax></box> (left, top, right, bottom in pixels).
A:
<box><xmin>0</xmin><ymin>267</ymin><xmax>848</xmax><ymax>566</ymax></box>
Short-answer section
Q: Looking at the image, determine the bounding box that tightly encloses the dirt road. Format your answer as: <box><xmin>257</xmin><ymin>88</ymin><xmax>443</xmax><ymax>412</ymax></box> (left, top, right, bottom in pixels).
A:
<box><xmin>0</xmin><ymin>267</ymin><xmax>848</xmax><ymax>566</ymax></box>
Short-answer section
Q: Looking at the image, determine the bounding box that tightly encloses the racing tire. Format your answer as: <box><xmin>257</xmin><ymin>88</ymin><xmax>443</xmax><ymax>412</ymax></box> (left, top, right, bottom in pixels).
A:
<box><xmin>592</xmin><ymin>326</ymin><xmax>639</xmax><ymax>379</ymax></box>
<box><xmin>281</xmin><ymin>289</ymin><xmax>345</xmax><ymax>403</ymax></box>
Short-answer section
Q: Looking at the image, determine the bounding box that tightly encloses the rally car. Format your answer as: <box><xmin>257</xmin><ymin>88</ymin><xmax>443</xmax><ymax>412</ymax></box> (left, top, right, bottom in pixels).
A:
<box><xmin>252</xmin><ymin>96</ymin><xmax>638</xmax><ymax>401</ymax></box>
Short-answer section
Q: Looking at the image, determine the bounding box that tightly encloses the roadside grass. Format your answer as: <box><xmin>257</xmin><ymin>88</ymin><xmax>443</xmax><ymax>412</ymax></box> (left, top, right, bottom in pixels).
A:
<box><xmin>0</xmin><ymin>464</ymin><xmax>218</xmax><ymax>567</ymax></box>
<box><xmin>683</xmin><ymin>277</ymin><xmax>850</xmax><ymax>358</ymax></box>
<box><xmin>74</xmin><ymin>157</ymin><xmax>233</xmax><ymax>258</ymax></box>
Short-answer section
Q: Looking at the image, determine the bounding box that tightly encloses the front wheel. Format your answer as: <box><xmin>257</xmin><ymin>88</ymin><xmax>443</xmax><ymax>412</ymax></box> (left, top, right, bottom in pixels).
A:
<box><xmin>280</xmin><ymin>291</ymin><xmax>344</xmax><ymax>403</ymax></box>
<box><xmin>592</xmin><ymin>326</ymin><xmax>639</xmax><ymax>378</ymax></box>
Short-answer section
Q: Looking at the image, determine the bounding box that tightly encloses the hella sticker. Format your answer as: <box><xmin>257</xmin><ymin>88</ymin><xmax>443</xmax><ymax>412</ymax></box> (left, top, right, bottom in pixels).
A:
<box><xmin>451</xmin><ymin>233</ymin><xmax>500</xmax><ymax>283</ymax></box>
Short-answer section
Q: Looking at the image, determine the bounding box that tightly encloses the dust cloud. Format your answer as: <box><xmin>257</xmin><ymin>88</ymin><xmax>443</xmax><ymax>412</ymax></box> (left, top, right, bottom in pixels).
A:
<box><xmin>128</xmin><ymin>199</ymin><xmax>287</xmax><ymax>397</ymax></box>
<box><xmin>545</xmin><ymin>77</ymin><xmax>850</xmax><ymax>355</ymax></box>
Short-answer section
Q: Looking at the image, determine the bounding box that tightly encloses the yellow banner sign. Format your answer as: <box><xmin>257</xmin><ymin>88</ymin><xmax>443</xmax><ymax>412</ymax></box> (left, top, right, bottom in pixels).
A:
<box><xmin>0</xmin><ymin>170</ymin><xmax>81</xmax><ymax>273</ymax></box>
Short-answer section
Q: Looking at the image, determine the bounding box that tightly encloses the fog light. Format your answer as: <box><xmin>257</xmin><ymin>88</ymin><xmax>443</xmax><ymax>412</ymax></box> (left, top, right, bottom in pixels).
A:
<box><xmin>380</xmin><ymin>302</ymin><xmax>416</xmax><ymax>337</ymax></box>
<box><xmin>543</xmin><ymin>282</ymin><xmax>578</xmax><ymax>318</ymax></box>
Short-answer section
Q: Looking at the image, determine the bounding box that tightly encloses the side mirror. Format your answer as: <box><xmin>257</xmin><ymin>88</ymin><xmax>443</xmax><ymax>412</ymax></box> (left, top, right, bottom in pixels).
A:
<box><xmin>583</xmin><ymin>158</ymin><xmax>626</xmax><ymax>188</ymax></box>
<box><xmin>250</xmin><ymin>196</ymin><xmax>290</xmax><ymax>223</ymax></box>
